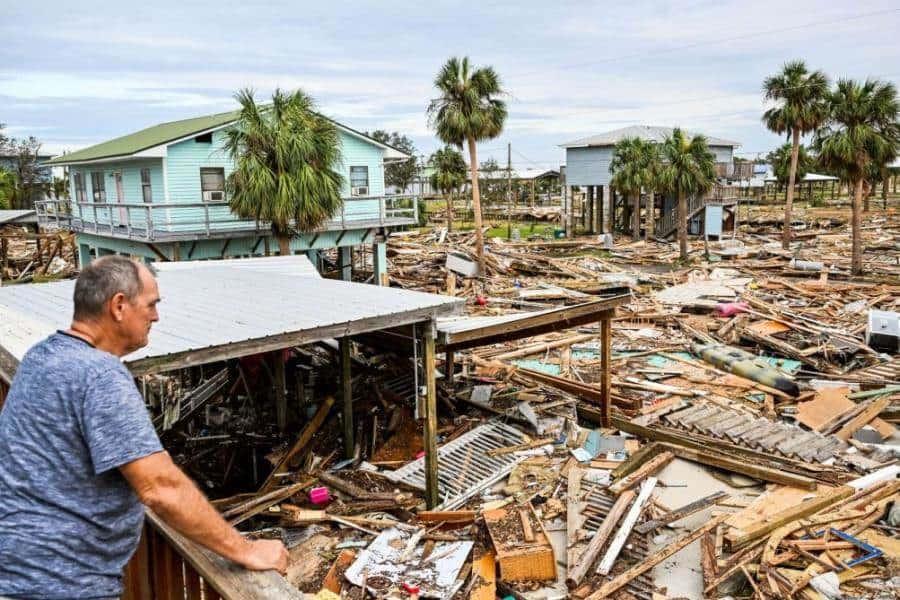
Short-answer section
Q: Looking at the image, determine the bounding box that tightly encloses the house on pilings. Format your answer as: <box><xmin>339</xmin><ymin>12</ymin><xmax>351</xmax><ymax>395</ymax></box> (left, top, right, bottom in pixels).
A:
<box><xmin>37</xmin><ymin>108</ymin><xmax>418</xmax><ymax>284</ymax></box>
<box><xmin>559</xmin><ymin>126</ymin><xmax>742</xmax><ymax>240</ymax></box>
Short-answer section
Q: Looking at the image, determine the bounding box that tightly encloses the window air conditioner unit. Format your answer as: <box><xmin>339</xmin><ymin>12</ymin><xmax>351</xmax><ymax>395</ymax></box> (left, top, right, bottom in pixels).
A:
<box><xmin>203</xmin><ymin>191</ymin><xmax>224</xmax><ymax>202</ymax></box>
<box><xmin>352</xmin><ymin>186</ymin><xmax>369</xmax><ymax>197</ymax></box>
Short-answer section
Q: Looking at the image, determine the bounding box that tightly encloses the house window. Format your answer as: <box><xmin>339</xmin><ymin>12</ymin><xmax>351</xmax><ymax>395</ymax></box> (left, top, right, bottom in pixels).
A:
<box><xmin>195</xmin><ymin>132</ymin><xmax>213</xmax><ymax>144</ymax></box>
<box><xmin>74</xmin><ymin>172</ymin><xmax>86</xmax><ymax>203</ymax></box>
<box><xmin>90</xmin><ymin>171</ymin><xmax>106</xmax><ymax>202</ymax></box>
<box><xmin>200</xmin><ymin>167</ymin><xmax>225</xmax><ymax>202</ymax></box>
<box><xmin>140</xmin><ymin>168</ymin><xmax>152</xmax><ymax>203</ymax></box>
<box><xmin>350</xmin><ymin>166</ymin><xmax>369</xmax><ymax>196</ymax></box>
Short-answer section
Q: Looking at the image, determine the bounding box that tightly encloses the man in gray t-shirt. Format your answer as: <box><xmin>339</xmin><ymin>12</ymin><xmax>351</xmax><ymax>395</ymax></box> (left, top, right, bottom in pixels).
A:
<box><xmin>0</xmin><ymin>256</ymin><xmax>287</xmax><ymax>599</ymax></box>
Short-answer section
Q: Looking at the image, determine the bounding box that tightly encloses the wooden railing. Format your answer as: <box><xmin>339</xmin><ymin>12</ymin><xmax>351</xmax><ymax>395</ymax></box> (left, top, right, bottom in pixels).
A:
<box><xmin>34</xmin><ymin>195</ymin><xmax>419</xmax><ymax>242</ymax></box>
<box><xmin>123</xmin><ymin>511</ymin><xmax>303</xmax><ymax>600</ymax></box>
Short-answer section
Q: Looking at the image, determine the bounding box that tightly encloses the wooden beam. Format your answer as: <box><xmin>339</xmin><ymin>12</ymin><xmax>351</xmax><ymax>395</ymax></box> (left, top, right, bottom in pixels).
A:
<box><xmin>724</xmin><ymin>485</ymin><xmax>855</xmax><ymax>548</ymax></box>
<box><xmin>423</xmin><ymin>322</ymin><xmax>439</xmax><ymax>508</ymax></box>
<box><xmin>220</xmin><ymin>238</ymin><xmax>231</xmax><ymax>258</ymax></box>
<box><xmin>340</xmin><ymin>337</ymin><xmax>353</xmax><ymax>458</ymax></box>
<box><xmin>608</xmin><ymin>451</ymin><xmax>673</xmax><ymax>495</ymax></box>
<box><xmin>146</xmin><ymin>243</ymin><xmax>170</xmax><ymax>262</ymax></box>
<box><xmin>187</xmin><ymin>240</ymin><xmax>197</xmax><ymax>259</ymax></box>
<box><xmin>258</xmin><ymin>397</ymin><xmax>334</xmax><ymax>493</ymax></box>
<box><xmin>600</xmin><ymin>313</ymin><xmax>612</xmax><ymax>427</ymax></box>
<box><xmin>587</xmin><ymin>514</ymin><xmax>729</xmax><ymax>600</ymax></box>
<box><xmin>635</xmin><ymin>491</ymin><xmax>728</xmax><ymax>534</ymax></box>
<box><xmin>273</xmin><ymin>352</ymin><xmax>287</xmax><ymax>432</ymax></box>
<box><xmin>566</xmin><ymin>488</ymin><xmax>635</xmax><ymax>589</ymax></box>
<box><xmin>597</xmin><ymin>477</ymin><xmax>656</xmax><ymax>575</ymax></box>
<box><xmin>438</xmin><ymin>300</ymin><xmax>626</xmax><ymax>351</ymax></box>
<box><xmin>250</xmin><ymin>236</ymin><xmax>264</xmax><ymax>255</ymax></box>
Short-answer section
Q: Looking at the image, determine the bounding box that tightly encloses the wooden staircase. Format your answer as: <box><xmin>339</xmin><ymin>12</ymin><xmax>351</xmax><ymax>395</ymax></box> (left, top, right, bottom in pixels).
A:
<box><xmin>654</xmin><ymin>186</ymin><xmax>740</xmax><ymax>239</ymax></box>
<box><xmin>655</xmin><ymin>194</ymin><xmax>707</xmax><ymax>239</ymax></box>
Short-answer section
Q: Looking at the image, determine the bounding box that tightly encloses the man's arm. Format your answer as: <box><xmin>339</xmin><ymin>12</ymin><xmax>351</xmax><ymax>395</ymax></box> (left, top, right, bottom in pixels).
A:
<box><xmin>120</xmin><ymin>451</ymin><xmax>288</xmax><ymax>574</ymax></box>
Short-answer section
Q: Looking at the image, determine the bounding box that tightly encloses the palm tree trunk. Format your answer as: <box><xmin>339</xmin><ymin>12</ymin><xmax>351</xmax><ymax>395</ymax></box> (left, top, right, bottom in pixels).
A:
<box><xmin>678</xmin><ymin>191</ymin><xmax>688</xmax><ymax>261</ymax></box>
<box><xmin>277</xmin><ymin>234</ymin><xmax>291</xmax><ymax>256</ymax></box>
<box><xmin>851</xmin><ymin>178</ymin><xmax>864</xmax><ymax>275</ymax></box>
<box><xmin>783</xmin><ymin>128</ymin><xmax>801</xmax><ymax>250</ymax></box>
<box><xmin>446</xmin><ymin>191</ymin><xmax>454</xmax><ymax>232</ymax></box>
<box><xmin>645</xmin><ymin>191</ymin><xmax>655</xmax><ymax>241</ymax></box>
<box><xmin>632</xmin><ymin>192</ymin><xmax>640</xmax><ymax>240</ymax></box>
<box><xmin>864</xmin><ymin>180</ymin><xmax>871</xmax><ymax>212</ymax></box>
<box><xmin>467</xmin><ymin>137</ymin><xmax>485</xmax><ymax>275</ymax></box>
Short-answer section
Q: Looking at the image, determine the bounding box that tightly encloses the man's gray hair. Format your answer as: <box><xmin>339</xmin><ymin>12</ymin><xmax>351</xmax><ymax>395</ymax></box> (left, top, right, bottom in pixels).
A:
<box><xmin>73</xmin><ymin>256</ymin><xmax>155</xmax><ymax>321</ymax></box>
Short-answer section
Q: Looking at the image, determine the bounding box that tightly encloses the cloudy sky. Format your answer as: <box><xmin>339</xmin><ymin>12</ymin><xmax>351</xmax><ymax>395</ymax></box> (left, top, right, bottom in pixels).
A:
<box><xmin>2</xmin><ymin>1</ymin><xmax>898</xmax><ymax>169</ymax></box>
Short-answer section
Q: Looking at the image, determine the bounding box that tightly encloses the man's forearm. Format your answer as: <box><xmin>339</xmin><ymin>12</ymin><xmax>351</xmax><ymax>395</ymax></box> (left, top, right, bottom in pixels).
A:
<box><xmin>148</xmin><ymin>469</ymin><xmax>252</xmax><ymax>564</ymax></box>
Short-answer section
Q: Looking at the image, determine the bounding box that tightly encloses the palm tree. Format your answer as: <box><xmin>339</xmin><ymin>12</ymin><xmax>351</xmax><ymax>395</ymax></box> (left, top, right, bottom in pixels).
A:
<box><xmin>428</xmin><ymin>57</ymin><xmax>507</xmax><ymax>274</ymax></box>
<box><xmin>658</xmin><ymin>129</ymin><xmax>717</xmax><ymax>261</ymax></box>
<box><xmin>609</xmin><ymin>137</ymin><xmax>659</xmax><ymax>240</ymax></box>
<box><xmin>815</xmin><ymin>79</ymin><xmax>900</xmax><ymax>275</ymax></box>
<box><xmin>0</xmin><ymin>170</ymin><xmax>16</xmax><ymax>211</ymax></box>
<box><xmin>763</xmin><ymin>60</ymin><xmax>829</xmax><ymax>249</ymax></box>
<box><xmin>224</xmin><ymin>88</ymin><xmax>344</xmax><ymax>256</ymax></box>
<box><xmin>429</xmin><ymin>146</ymin><xmax>467</xmax><ymax>232</ymax></box>
<box><xmin>767</xmin><ymin>142</ymin><xmax>814</xmax><ymax>200</ymax></box>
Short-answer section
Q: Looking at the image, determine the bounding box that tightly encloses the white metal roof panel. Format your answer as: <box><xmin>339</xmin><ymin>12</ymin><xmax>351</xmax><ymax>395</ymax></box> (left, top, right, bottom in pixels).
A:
<box><xmin>560</xmin><ymin>125</ymin><xmax>740</xmax><ymax>148</ymax></box>
<box><xmin>0</xmin><ymin>266</ymin><xmax>463</xmax><ymax>375</ymax></box>
<box><xmin>151</xmin><ymin>255</ymin><xmax>322</xmax><ymax>279</ymax></box>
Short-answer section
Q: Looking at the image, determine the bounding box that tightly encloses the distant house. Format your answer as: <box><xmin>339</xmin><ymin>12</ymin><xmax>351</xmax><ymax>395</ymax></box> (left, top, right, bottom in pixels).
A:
<box><xmin>39</xmin><ymin>108</ymin><xmax>415</xmax><ymax>282</ymax></box>
<box><xmin>559</xmin><ymin>125</ymin><xmax>741</xmax><ymax>239</ymax></box>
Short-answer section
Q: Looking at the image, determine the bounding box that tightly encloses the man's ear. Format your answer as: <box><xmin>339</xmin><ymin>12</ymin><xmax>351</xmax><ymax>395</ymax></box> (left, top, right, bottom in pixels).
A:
<box><xmin>109</xmin><ymin>291</ymin><xmax>127</xmax><ymax>323</ymax></box>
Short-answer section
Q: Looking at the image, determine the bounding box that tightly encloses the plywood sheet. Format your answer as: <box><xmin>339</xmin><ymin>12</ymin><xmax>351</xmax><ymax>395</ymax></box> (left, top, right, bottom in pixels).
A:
<box><xmin>797</xmin><ymin>387</ymin><xmax>895</xmax><ymax>439</ymax></box>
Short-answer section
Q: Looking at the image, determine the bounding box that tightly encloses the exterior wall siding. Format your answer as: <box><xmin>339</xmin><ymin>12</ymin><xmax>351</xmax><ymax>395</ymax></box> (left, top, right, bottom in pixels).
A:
<box><xmin>565</xmin><ymin>145</ymin><xmax>734</xmax><ymax>186</ymax></box>
<box><xmin>161</xmin><ymin>128</ymin><xmax>387</xmax><ymax>232</ymax></box>
<box><xmin>69</xmin><ymin>159</ymin><xmax>164</xmax><ymax>228</ymax></box>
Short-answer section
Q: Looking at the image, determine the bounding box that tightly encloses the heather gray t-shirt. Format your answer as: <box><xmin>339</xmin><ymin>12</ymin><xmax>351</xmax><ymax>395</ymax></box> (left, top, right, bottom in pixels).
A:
<box><xmin>0</xmin><ymin>332</ymin><xmax>163</xmax><ymax>599</ymax></box>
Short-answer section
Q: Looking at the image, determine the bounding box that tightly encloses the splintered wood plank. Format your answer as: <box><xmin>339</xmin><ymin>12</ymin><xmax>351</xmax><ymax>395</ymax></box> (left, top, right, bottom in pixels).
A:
<box><xmin>566</xmin><ymin>466</ymin><xmax>586</xmax><ymax>570</ymax></box>
<box><xmin>321</xmin><ymin>549</ymin><xmax>356</xmax><ymax>594</ymax></box>
<box><xmin>725</xmin><ymin>485</ymin><xmax>834</xmax><ymax>532</ymax></box>
<box><xmin>470</xmin><ymin>551</ymin><xmax>497</xmax><ymax>600</ymax></box>
<box><xmin>797</xmin><ymin>387</ymin><xmax>895</xmax><ymax>439</ymax></box>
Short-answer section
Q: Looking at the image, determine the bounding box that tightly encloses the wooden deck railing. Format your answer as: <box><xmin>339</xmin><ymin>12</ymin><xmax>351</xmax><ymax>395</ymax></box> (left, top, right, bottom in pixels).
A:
<box><xmin>123</xmin><ymin>512</ymin><xmax>303</xmax><ymax>600</ymax></box>
<box><xmin>35</xmin><ymin>195</ymin><xmax>419</xmax><ymax>242</ymax></box>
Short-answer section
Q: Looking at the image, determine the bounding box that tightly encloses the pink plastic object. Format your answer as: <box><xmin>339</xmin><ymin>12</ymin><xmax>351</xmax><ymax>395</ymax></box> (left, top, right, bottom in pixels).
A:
<box><xmin>715</xmin><ymin>302</ymin><xmax>749</xmax><ymax>317</ymax></box>
<box><xmin>309</xmin><ymin>486</ymin><xmax>331</xmax><ymax>505</ymax></box>
<box><xmin>415</xmin><ymin>450</ymin><xmax>426</xmax><ymax>459</ymax></box>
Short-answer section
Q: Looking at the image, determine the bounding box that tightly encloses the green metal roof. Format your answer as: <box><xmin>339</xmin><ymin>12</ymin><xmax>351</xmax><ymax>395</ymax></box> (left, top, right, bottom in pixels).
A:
<box><xmin>46</xmin><ymin>109</ymin><xmax>243</xmax><ymax>165</ymax></box>
<box><xmin>48</xmin><ymin>107</ymin><xmax>411</xmax><ymax>166</ymax></box>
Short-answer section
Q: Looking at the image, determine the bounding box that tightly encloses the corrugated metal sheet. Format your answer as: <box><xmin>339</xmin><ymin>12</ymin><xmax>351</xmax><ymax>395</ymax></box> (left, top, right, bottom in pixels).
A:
<box><xmin>152</xmin><ymin>255</ymin><xmax>321</xmax><ymax>279</ymax></box>
<box><xmin>0</xmin><ymin>210</ymin><xmax>37</xmax><ymax>225</ymax></box>
<box><xmin>0</xmin><ymin>265</ymin><xmax>463</xmax><ymax>372</ymax></box>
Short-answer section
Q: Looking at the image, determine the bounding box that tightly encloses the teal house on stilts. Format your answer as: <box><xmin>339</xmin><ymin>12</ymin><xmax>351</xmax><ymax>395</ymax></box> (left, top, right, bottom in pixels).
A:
<box><xmin>37</xmin><ymin>108</ymin><xmax>418</xmax><ymax>283</ymax></box>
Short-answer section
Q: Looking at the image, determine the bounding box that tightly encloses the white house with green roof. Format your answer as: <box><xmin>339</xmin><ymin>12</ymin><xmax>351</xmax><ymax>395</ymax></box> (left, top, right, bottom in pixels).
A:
<box><xmin>38</xmin><ymin>108</ymin><xmax>416</xmax><ymax>282</ymax></box>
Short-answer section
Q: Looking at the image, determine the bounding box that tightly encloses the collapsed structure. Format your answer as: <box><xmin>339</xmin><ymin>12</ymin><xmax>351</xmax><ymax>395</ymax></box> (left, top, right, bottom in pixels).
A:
<box><xmin>0</xmin><ymin>206</ymin><xmax>897</xmax><ymax>599</ymax></box>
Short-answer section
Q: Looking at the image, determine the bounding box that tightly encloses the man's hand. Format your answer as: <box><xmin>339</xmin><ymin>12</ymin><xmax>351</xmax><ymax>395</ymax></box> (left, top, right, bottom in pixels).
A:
<box><xmin>238</xmin><ymin>539</ymin><xmax>289</xmax><ymax>575</ymax></box>
<box><xmin>121</xmin><ymin>452</ymin><xmax>290</xmax><ymax>575</ymax></box>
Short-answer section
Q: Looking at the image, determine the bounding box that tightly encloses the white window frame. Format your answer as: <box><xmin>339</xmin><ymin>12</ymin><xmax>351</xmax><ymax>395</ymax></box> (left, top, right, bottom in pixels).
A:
<box><xmin>349</xmin><ymin>166</ymin><xmax>369</xmax><ymax>196</ymax></box>
<box><xmin>140</xmin><ymin>168</ymin><xmax>153</xmax><ymax>203</ymax></box>
<box><xmin>90</xmin><ymin>171</ymin><xmax>106</xmax><ymax>203</ymax></box>
<box><xmin>200</xmin><ymin>167</ymin><xmax>226</xmax><ymax>202</ymax></box>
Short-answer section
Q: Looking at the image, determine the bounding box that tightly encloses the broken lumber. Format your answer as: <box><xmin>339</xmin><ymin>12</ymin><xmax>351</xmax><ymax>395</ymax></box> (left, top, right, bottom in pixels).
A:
<box><xmin>724</xmin><ymin>485</ymin><xmax>855</xmax><ymax>548</ymax></box>
<box><xmin>833</xmin><ymin>396</ymin><xmax>891</xmax><ymax>441</ymax></box>
<box><xmin>566</xmin><ymin>489</ymin><xmax>636</xmax><ymax>589</ymax></box>
<box><xmin>259</xmin><ymin>395</ymin><xmax>335</xmax><ymax>492</ymax></box>
<box><xmin>608</xmin><ymin>451</ymin><xmax>674</xmax><ymax>495</ymax></box>
<box><xmin>596</xmin><ymin>477</ymin><xmax>657</xmax><ymax>576</ymax></box>
<box><xmin>470</xmin><ymin>551</ymin><xmax>496</xmax><ymax>600</ymax></box>
<box><xmin>416</xmin><ymin>510</ymin><xmax>476</xmax><ymax>524</ymax></box>
<box><xmin>587</xmin><ymin>514</ymin><xmax>729</xmax><ymax>600</ymax></box>
<box><xmin>635</xmin><ymin>491</ymin><xmax>728</xmax><ymax>534</ymax></box>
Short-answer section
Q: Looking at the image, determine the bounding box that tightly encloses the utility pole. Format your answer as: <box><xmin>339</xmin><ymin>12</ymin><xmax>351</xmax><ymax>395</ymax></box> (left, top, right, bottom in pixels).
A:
<box><xmin>506</xmin><ymin>142</ymin><xmax>512</xmax><ymax>240</ymax></box>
